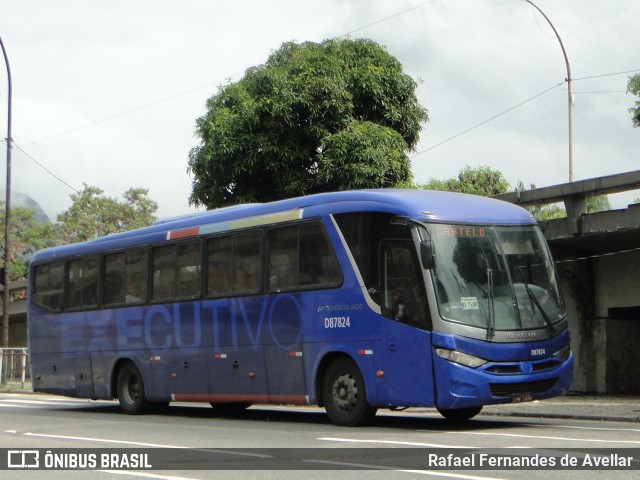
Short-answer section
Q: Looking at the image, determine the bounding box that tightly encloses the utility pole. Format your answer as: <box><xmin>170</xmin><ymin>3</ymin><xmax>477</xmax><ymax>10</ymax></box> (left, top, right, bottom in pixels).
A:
<box><xmin>1</xmin><ymin>34</ymin><xmax>13</xmax><ymax>352</ymax></box>
<box><xmin>522</xmin><ymin>0</ymin><xmax>573</xmax><ymax>182</ymax></box>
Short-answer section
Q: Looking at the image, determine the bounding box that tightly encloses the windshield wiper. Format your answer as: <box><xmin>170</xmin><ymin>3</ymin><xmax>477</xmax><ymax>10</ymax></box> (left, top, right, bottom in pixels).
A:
<box><xmin>486</xmin><ymin>267</ymin><xmax>495</xmax><ymax>340</ymax></box>
<box><xmin>524</xmin><ymin>282</ymin><xmax>555</xmax><ymax>334</ymax></box>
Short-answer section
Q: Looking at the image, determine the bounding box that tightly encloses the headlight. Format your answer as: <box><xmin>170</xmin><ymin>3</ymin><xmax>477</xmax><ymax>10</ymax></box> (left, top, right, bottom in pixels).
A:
<box><xmin>435</xmin><ymin>348</ymin><xmax>487</xmax><ymax>368</ymax></box>
<box><xmin>553</xmin><ymin>345</ymin><xmax>571</xmax><ymax>361</ymax></box>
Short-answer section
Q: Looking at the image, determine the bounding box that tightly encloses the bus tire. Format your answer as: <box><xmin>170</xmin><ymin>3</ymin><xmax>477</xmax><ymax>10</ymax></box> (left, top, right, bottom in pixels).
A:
<box><xmin>116</xmin><ymin>362</ymin><xmax>147</xmax><ymax>415</ymax></box>
<box><xmin>437</xmin><ymin>405</ymin><xmax>482</xmax><ymax>421</ymax></box>
<box><xmin>323</xmin><ymin>358</ymin><xmax>377</xmax><ymax>426</ymax></box>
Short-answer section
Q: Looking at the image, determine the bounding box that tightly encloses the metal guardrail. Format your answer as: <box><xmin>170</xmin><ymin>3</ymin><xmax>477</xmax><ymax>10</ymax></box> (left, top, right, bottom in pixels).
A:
<box><xmin>0</xmin><ymin>347</ymin><xmax>29</xmax><ymax>387</ymax></box>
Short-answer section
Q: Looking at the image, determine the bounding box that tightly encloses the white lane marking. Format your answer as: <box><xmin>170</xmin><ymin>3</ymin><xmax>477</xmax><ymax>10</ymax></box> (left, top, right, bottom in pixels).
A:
<box><xmin>449</xmin><ymin>431</ymin><xmax>640</xmax><ymax>445</ymax></box>
<box><xmin>19</xmin><ymin>432</ymin><xmax>271</xmax><ymax>458</ymax></box>
<box><xmin>98</xmin><ymin>471</ymin><xmax>198</xmax><ymax>480</ymax></box>
<box><xmin>0</xmin><ymin>403</ymin><xmax>40</xmax><ymax>409</ymax></box>
<box><xmin>305</xmin><ymin>460</ymin><xmax>506</xmax><ymax>480</ymax></box>
<box><xmin>532</xmin><ymin>424</ymin><xmax>640</xmax><ymax>434</ymax></box>
<box><xmin>318</xmin><ymin>437</ymin><xmax>476</xmax><ymax>449</ymax></box>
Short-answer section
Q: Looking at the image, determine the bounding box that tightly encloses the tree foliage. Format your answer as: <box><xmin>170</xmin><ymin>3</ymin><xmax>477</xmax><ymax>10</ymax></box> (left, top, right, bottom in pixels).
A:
<box><xmin>188</xmin><ymin>38</ymin><xmax>428</xmax><ymax>208</ymax></box>
<box><xmin>0</xmin><ymin>204</ymin><xmax>59</xmax><ymax>280</ymax></box>
<box><xmin>628</xmin><ymin>74</ymin><xmax>640</xmax><ymax>128</ymax></box>
<box><xmin>57</xmin><ymin>184</ymin><xmax>158</xmax><ymax>244</ymax></box>
<box><xmin>419</xmin><ymin>166</ymin><xmax>511</xmax><ymax>196</ymax></box>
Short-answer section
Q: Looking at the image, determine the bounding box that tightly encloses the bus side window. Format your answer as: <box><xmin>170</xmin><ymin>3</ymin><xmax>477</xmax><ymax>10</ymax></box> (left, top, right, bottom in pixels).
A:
<box><xmin>233</xmin><ymin>232</ymin><xmax>262</xmax><ymax>294</ymax></box>
<box><xmin>152</xmin><ymin>241</ymin><xmax>201</xmax><ymax>302</ymax></box>
<box><xmin>268</xmin><ymin>222</ymin><xmax>342</xmax><ymax>292</ymax></box>
<box><xmin>268</xmin><ymin>226</ymin><xmax>298</xmax><ymax>291</ymax></box>
<box><xmin>125</xmin><ymin>249</ymin><xmax>148</xmax><ymax>303</ymax></box>
<box><xmin>67</xmin><ymin>257</ymin><xmax>99</xmax><ymax>310</ymax></box>
<box><xmin>104</xmin><ymin>249</ymin><xmax>149</xmax><ymax>306</ymax></box>
<box><xmin>380</xmin><ymin>240</ymin><xmax>429</xmax><ymax>328</ymax></box>
<box><xmin>33</xmin><ymin>262</ymin><xmax>64</xmax><ymax>312</ymax></box>
<box><xmin>176</xmin><ymin>242</ymin><xmax>202</xmax><ymax>299</ymax></box>
<box><xmin>152</xmin><ymin>245</ymin><xmax>176</xmax><ymax>302</ymax></box>
<box><xmin>206</xmin><ymin>236</ymin><xmax>232</xmax><ymax>297</ymax></box>
<box><xmin>103</xmin><ymin>253</ymin><xmax>126</xmax><ymax>305</ymax></box>
<box><xmin>299</xmin><ymin>223</ymin><xmax>341</xmax><ymax>286</ymax></box>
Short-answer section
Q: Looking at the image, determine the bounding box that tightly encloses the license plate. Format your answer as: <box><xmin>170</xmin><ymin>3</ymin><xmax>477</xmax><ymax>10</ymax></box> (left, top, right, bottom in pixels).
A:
<box><xmin>511</xmin><ymin>393</ymin><xmax>534</xmax><ymax>403</ymax></box>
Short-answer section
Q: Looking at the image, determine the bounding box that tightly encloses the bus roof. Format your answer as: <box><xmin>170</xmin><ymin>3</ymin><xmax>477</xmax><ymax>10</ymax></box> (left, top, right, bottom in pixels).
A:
<box><xmin>31</xmin><ymin>189</ymin><xmax>535</xmax><ymax>262</ymax></box>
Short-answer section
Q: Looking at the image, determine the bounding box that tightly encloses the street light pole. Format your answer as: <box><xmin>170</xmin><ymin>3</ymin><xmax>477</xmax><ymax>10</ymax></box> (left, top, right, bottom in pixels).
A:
<box><xmin>522</xmin><ymin>0</ymin><xmax>573</xmax><ymax>182</ymax></box>
<box><xmin>0</xmin><ymin>34</ymin><xmax>12</xmax><ymax>350</ymax></box>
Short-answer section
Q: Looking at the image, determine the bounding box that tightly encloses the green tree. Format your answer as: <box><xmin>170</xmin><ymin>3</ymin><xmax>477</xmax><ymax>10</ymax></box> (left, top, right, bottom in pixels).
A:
<box><xmin>188</xmin><ymin>38</ymin><xmax>428</xmax><ymax>208</ymax></box>
<box><xmin>57</xmin><ymin>184</ymin><xmax>158</xmax><ymax>244</ymax></box>
<box><xmin>628</xmin><ymin>74</ymin><xmax>640</xmax><ymax>128</ymax></box>
<box><xmin>419</xmin><ymin>166</ymin><xmax>511</xmax><ymax>196</ymax></box>
<box><xmin>0</xmin><ymin>204</ymin><xmax>59</xmax><ymax>280</ymax></box>
<box><xmin>586</xmin><ymin>195</ymin><xmax>611</xmax><ymax>213</ymax></box>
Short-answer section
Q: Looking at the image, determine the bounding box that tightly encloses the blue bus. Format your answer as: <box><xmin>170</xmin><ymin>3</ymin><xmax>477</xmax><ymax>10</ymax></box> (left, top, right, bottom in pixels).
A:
<box><xmin>28</xmin><ymin>190</ymin><xmax>573</xmax><ymax>426</ymax></box>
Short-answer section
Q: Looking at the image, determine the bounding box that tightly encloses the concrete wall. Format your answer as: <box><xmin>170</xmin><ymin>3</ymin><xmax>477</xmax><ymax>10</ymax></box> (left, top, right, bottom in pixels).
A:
<box><xmin>555</xmin><ymin>249</ymin><xmax>640</xmax><ymax>394</ymax></box>
<box><xmin>596</xmin><ymin>249</ymin><xmax>640</xmax><ymax>395</ymax></box>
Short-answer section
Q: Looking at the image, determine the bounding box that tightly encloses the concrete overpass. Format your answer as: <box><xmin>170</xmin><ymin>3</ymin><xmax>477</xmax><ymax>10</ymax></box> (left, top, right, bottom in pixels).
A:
<box><xmin>496</xmin><ymin>170</ymin><xmax>640</xmax><ymax>395</ymax></box>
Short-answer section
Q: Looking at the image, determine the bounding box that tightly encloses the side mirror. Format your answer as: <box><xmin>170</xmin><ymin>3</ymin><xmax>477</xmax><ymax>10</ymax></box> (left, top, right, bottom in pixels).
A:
<box><xmin>420</xmin><ymin>240</ymin><xmax>435</xmax><ymax>270</ymax></box>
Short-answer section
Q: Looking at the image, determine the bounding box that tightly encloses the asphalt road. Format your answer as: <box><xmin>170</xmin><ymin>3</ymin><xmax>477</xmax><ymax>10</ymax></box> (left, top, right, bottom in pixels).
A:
<box><xmin>0</xmin><ymin>393</ymin><xmax>638</xmax><ymax>479</ymax></box>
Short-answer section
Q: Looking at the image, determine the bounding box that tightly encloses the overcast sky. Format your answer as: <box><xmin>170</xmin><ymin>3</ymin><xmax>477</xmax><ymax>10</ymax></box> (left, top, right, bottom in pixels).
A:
<box><xmin>1</xmin><ymin>0</ymin><xmax>639</xmax><ymax>221</ymax></box>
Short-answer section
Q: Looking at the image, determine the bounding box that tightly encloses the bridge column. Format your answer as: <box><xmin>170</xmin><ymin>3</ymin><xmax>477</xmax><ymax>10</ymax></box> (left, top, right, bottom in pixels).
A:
<box><xmin>563</xmin><ymin>196</ymin><xmax>587</xmax><ymax>235</ymax></box>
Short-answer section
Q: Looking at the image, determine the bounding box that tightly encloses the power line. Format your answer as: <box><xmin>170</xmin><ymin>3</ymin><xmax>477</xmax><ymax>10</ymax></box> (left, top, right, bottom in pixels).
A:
<box><xmin>573</xmin><ymin>90</ymin><xmax>626</xmax><ymax>95</ymax></box>
<box><xmin>410</xmin><ymin>82</ymin><xmax>563</xmax><ymax>158</ymax></box>
<box><xmin>3</xmin><ymin>140</ymin><xmax>81</xmax><ymax>193</ymax></box>
<box><xmin>555</xmin><ymin>245</ymin><xmax>640</xmax><ymax>265</ymax></box>
<box><xmin>572</xmin><ymin>69</ymin><xmax>640</xmax><ymax>82</ymax></box>
<box><xmin>338</xmin><ymin>0</ymin><xmax>438</xmax><ymax>38</ymax></box>
<box><xmin>24</xmin><ymin>80</ymin><xmax>222</xmax><ymax>148</ymax></box>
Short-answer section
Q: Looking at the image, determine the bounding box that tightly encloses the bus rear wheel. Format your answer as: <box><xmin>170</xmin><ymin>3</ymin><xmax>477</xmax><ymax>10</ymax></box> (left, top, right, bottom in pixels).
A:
<box><xmin>117</xmin><ymin>362</ymin><xmax>147</xmax><ymax>415</ymax></box>
<box><xmin>437</xmin><ymin>405</ymin><xmax>482</xmax><ymax>421</ymax></box>
<box><xmin>323</xmin><ymin>358</ymin><xmax>377</xmax><ymax>426</ymax></box>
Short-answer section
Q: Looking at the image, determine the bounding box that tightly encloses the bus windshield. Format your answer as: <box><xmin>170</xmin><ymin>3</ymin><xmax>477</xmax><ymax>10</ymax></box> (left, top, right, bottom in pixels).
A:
<box><xmin>427</xmin><ymin>224</ymin><xmax>565</xmax><ymax>332</ymax></box>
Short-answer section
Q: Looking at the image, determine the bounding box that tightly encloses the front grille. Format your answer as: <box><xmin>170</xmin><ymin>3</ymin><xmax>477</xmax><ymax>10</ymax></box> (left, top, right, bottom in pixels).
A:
<box><xmin>490</xmin><ymin>378</ymin><xmax>558</xmax><ymax>397</ymax></box>
<box><xmin>485</xmin><ymin>365</ymin><xmax>522</xmax><ymax>374</ymax></box>
<box><xmin>531</xmin><ymin>359</ymin><xmax>561</xmax><ymax>372</ymax></box>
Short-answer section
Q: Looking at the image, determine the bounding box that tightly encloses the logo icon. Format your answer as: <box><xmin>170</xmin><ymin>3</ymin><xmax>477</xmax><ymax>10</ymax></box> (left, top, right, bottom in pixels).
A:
<box><xmin>7</xmin><ymin>450</ymin><xmax>40</xmax><ymax>469</ymax></box>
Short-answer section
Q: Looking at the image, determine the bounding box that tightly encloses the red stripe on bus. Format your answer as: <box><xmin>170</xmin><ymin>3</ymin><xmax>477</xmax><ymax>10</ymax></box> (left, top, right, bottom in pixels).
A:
<box><xmin>168</xmin><ymin>227</ymin><xmax>200</xmax><ymax>240</ymax></box>
<box><xmin>171</xmin><ymin>393</ymin><xmax>308</xmax><ymax>404</ymax></box>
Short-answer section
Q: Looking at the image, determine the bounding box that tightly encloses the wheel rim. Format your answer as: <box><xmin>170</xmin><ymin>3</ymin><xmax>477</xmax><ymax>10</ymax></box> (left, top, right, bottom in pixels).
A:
<box><xmin>126</xmin><ymin>373</ymin><xmax>141</xmax><ymax>404</ymax></box>
<box><xmin>332</xmin><ymin>372</ymin><xmax>358</xmax><ymax>413</ymax></box>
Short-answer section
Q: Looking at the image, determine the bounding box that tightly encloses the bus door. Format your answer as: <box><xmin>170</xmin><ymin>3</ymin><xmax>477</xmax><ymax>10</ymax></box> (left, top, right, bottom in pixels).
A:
<box><xmin>379</xmin><ymin>239</ymin><xmax>435</xmax><ymax>406</ymax></box>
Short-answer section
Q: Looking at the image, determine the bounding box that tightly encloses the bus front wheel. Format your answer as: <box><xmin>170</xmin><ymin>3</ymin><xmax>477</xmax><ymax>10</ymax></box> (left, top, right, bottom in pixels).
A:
<box><xmin>117</xmin><ymin>362</ymin><xmax>147</xmax><ymax>415</ymax></box>
<box><xmin>323</xmin><ymin>358</ymin><xmax>377</xmax><ymax>426</ymax></box>
<box><xmin>437</xmin><ymin>405</ymin><xmax>482</xmax><ymax>421</ymax></box>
